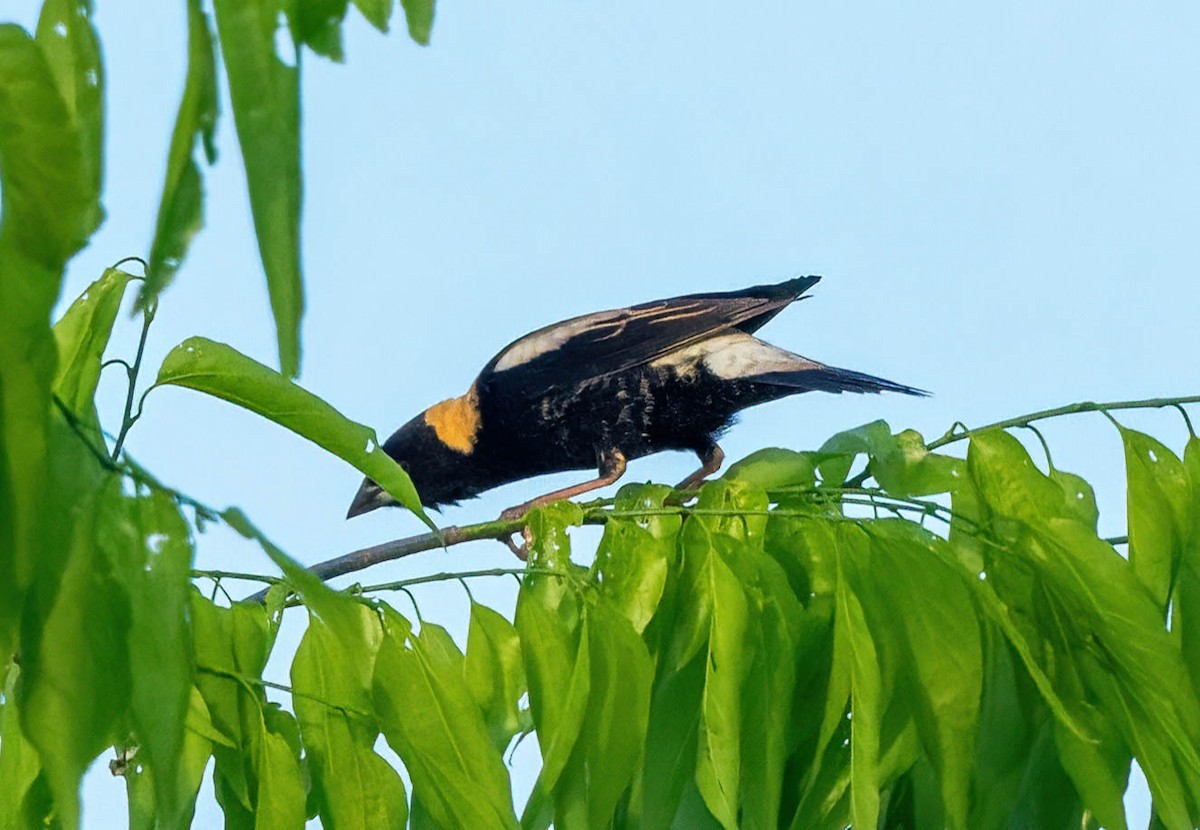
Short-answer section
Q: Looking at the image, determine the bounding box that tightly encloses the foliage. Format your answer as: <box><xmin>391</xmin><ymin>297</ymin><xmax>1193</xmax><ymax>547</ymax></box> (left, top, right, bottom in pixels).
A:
<box><xmin>2</xmin><ymin>1</ymin><xmax>1200</xmax><ymax>829</ymax></box>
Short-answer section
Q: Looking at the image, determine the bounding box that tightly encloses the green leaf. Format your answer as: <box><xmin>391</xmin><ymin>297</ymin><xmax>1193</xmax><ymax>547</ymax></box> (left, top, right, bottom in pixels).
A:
<box><xmin>834</xmin><ymin>553</ymin><xmax>882</xmax><ymax>830</ymax></box>
<box><xmin>373</xmin><ymin>612</ymin><xmax>518</xmax><ymax>829</ymax></box>
<box><xmin>861</xmin><ymin>522</ymin><xmax>982</xmax><ymax>830</ymax></box>
<box><xmin>465</xmin><ymin>601</ymin><xmax>527</xmax><ymax>751</ymax></box>
<box><xmin>353</xmin><ymin>0</ymin><xmax>393</xmax><ymax>31</ymax></box>
<box><xmin>968</xmin><ymin>430</ymin><xmax>1200</xmax><ymax>829</ymax></box>
<box><xmin>0</xmin><ymin>663</ymin><xmax>54</xmax><ymax>830</ymax></box>
<box><xmin>191</xmin><ymin>593</ymin><xmax>304</xmax><ymax>828</ymax></box>
<box><xmin>124</xmin><ymin>688</ymin><xmax>217</xmax><ymax>830</ymax></box>
<box><xmin>298</xmin><ymin>0</ymin><xmax>349</xmax><ymax>60</ymax></box>
<box><xmin>17</xmin><ymin>480</ymin><xmax>131</xmax><ymax>830</ymax></box>
<box><xmin>723</xmin><ymin>447</ymin><xmax>817</xmax><ymax>491</ymax></box>
<box><xmin>107</xmin><ymin>490</ymin><xmax>196</xmax><ymax>829</ymax></box>
<box><xmin>0</xmin><ymin>21</ymin><xmax>98</xmax><ymax>655</ymax></box>
<box><xmin>555</xmin><ymin>601</ymin><xmax>653</xmax><ymax>830</ymax></box>
<box><xmin>211</xmin><ymin>0</ymin><xmax>304</xmax><ymax>376</ymax></box>
<box><xmin>1119</xmin><ymin>426</ymin><xmax>1190</xmax><ymax>614</ymax></box>
<box><xmin>52</xmin><ymin>266</ymin><xmax>135</xmax><ymax>419</ymax></box>
<box><xmin>140</xmin><ymin>0</ymin><xmax>219</xmax><ymax>308</ymax></box>
<box><xmin>517</xmin><ymin>579</ymin><xmax>589</xmax><ymax>828</ymax></box>
<box><xmin>1177</xmin><ymin>436</ymin><xmax>1200</xmax><ymax>699</ymax></box>
<box><xmin>292</xmin><ymin>605</ymin><xmax>408</xmax><ymax>830</ymax></box>
<box><xmin>818</xmin><ymin>421</ymin><xmax>962</xmax><ymax>496</ymax></box>
<box><xmin>400</xmin><ymin>0</ymin><xmax>435</xmax><ymax>45</ymax></box>
<box><xmin>694</xmin><ymin>535</ymin><xmax>749</xmax><ymax>829</ymax></box>
<box><xmin>156</xmin><ymin>336</ymin><xmax>435</xmax><ymax>529</ymax></box>
<box><xmin>594</xmin><ymin>483</ymin><xmax>677</xmax><ymax>634</ymax></box>
<box><xmin>1050</xmin><ymin>467</ymin><xmax>1099</xmax><ymax>532</ymax></box>
<box><xmin>35</xmin><ymin>0</ymin><xmax>104</xmax><ymax>238</ymax></box>
<box><xmin>627</xmin><ymin>654</ymin><xmax>706</xmax><ymax>827</ymax></box>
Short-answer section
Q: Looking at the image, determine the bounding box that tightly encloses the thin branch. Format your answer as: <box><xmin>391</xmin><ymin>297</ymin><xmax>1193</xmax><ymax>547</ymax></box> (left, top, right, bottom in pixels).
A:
<box><xmin>358</xmin><ymin>566</ymin><xmax>568</xmax><ymax>594</ymax></box>
<box><xmin>192</xmin><ymin>569</ymin><xmax>281</xmax><ymax>584</ymax></box>
<box><xmin>110</xmin><ymin>301</ymin><xmax>157</xmax><ymax>461</ymax></box>
<box><xmin>927</xmin><ymin>395</ymin><xmax>1200</xmax><ymax>451</ymax></box>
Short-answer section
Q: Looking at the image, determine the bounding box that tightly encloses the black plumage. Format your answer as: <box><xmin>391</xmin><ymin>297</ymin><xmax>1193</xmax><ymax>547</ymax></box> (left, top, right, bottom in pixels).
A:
<box><xmin>347</xmin><ymin>276</ymin><xmax>926</xmax><ymax>518</ymax></box>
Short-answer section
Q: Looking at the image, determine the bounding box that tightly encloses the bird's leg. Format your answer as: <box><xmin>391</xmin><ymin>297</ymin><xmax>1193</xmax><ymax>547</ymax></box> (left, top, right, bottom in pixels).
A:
<box><xmin>500</xmin><ymin>449</ymin><xmax>628</xmax><ymax>522</ymax></box>
<box><xmin>675</xmin><ymin>442</ymin><xmax>725</xmax><ymax>491</ymax></box>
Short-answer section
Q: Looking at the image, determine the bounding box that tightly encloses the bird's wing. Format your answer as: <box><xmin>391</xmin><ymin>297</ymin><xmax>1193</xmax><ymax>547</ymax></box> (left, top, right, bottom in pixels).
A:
<box><xmin>478</xmin><ymin>276</ymin><xmax>821</xmax><ymax>398</ymax></box>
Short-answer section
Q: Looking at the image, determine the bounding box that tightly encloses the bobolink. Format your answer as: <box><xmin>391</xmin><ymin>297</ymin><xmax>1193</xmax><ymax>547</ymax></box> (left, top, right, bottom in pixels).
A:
<box><xmin>348</xmin><ymin>276</ymin><xmax>925</xmax><ymax>519</ymax></box>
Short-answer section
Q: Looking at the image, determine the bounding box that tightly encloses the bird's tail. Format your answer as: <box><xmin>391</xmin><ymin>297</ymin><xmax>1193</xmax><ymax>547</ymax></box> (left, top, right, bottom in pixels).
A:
<box><xmin>754</xmin><ymin>366</ymin><xmax>929</xmax><ymax>397</ymax></box>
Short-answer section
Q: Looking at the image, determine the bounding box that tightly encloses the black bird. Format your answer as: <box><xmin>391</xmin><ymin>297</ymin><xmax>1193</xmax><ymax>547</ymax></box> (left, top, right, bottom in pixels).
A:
<box><xmin>347</xmin><ymin>276</ymin><xmax>925</xmax><ymax>519</ymax></box>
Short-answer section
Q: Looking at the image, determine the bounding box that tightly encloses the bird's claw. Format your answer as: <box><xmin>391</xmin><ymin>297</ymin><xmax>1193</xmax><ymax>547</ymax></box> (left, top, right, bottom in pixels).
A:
<box><xmin>501</xmin><ymin>526</ymin><xmax>533</xmax><ymax>561</ymax></box>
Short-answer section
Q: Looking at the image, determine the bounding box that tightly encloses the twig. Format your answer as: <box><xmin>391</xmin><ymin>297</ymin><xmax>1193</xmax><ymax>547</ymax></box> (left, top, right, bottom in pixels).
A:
<box><xmin>110</xmin><ymin>300</ymin><xmax>157</xmax><ymax>461</ymax></box>
<box><xmin>927</xmin><ymin>395</ymin><xmax>1200</xmax><ymax>451</ymax></box>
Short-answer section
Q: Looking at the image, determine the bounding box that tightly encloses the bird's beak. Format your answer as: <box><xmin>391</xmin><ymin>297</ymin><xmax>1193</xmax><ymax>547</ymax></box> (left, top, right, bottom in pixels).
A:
<box><xmin>346</xmin><ymin>478</ymin><xmax>388</xmax><ymax>519</ymax></box>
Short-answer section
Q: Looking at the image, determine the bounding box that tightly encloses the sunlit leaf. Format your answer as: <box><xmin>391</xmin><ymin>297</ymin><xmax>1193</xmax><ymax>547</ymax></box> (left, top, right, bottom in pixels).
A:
<box><xmin>35</xmin><ymin>0</ymin><xmax>103</xmax><ymax>237</ymax></box>
<box><xmin>292</xmin><ymin>605</ymin><xmax>407</xmax><ymax>830</ymax></box>
<box><xmin>210</xmin><ymin>0</ymin><xmax>304</xmax><ymax>376</ymax></box>
<box><xmin>400</xmin><ymin>0</ymin><xmax>435</xmax><ymax>45</ymax></box>
<box><xmin>556</xmin><ymin>601</ymin><xmax>653</xmax><ymax>829</ymax></box>
<box><xmin>107</xmin><ymin>490</ymin><xmax>196</xmax><ymax>829</ymax></box>
<box><xmin>17</xmin><ymin>480</ymin><xmax>131</xmax><ymax>830</ymax></box>
<box><xmin>818</xmin><ymin>421</ymin><xmax>962</xmax><ymax>496</ymax></box>
<box><xmin>298</xmin><ymin>0</ymin><xmax>349</xmax><ymax>60</ymax></box>
<box><xmin>1119</xmin><ymin>426</ymin><xmax>1190</xmax><ymax>614</ymax></box>
<box><xmin>594</xmin><ymin>483</ymin><xmax>677</xmax><ymax>634</ymax></box>
<box><xmin>724</xmin><ymin>447</ymin><xmax>817</xmax><ymax>491</ymax></box>
<box><xmin>1178</xmin><ymin>436</ymin><xmax>1200</xmax><ymax>699</ymax></box>
<box><xmin>156</xmin><ymin>336</ymin><xmax>434</xmax><ymax>529</ymax></box>
<box><xmin>0</xmin><ymin>663</ymin><xmax>53</xmax><ymax>830</ymax></box>
<box><xmin>52</xmin><ymin>266</ymin><xmax>135</xmax><ymax>420</ymax></box>
<box><xmin>353</xmin><ymin>0</ymin><xmax>393</xmax><ymax>31</ymax></box>
<box><xmin>140</xmin><ymin>0</ymin><xmax>219</xmax><ymax>308</ymax></box>
<box><xmin>968</xmin><ymin>430</ymin><xmax>1200</xmax><ymax>829</ymax></box>
<box><xmin>374</xmin><ymin>611</ymin><xmax>518</xmax><ymax>828</ymax></box>
<box><xmin>0</xmin><ymin>22</ymin><xmax>98</xmax><ymax>657</ymax></box>
<box><xmin>465</xmin><ymin>602</ymin><xmax>527</xmax><ymax>752</ymax></box>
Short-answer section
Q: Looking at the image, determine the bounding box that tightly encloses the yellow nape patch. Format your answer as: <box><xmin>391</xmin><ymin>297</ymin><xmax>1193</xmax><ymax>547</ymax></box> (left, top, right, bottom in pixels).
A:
<box><xmin>424</xmin><ymin>389</ymin><xmax>481</xmax><ymax>454</ymax></box>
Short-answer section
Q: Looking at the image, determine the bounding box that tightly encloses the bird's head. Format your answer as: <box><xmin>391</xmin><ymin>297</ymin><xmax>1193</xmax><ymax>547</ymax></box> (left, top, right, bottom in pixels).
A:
<box><xmin>346</xmin><ymin>392</ymin><xmax>484</xmax><ymax>518</ymax></box>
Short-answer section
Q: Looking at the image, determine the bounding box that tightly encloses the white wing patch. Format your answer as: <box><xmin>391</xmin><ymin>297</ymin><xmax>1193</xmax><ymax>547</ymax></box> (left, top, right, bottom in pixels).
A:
<box><xmin>493</xmin><ymin>310</ymin><xmax>624</xmax><ymax>372</ymax></box>
<box><xmin>653</xmin><ymin>332</ymin><xmax>820</xmax><ymax>380</ymax></box>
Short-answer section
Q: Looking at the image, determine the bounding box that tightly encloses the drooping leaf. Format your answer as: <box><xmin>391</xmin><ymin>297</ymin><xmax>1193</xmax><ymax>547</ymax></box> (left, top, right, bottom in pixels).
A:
<box><xmin>107</xmin><ymin>490</ymin><xmax>197</xmax><ymax>829</ymax></box>
<box><xmin>400</xmin><ymin>0</ymin><xmax>435</xmax><ymax>45</ymax></box>
<box><xmin>17</xmin><ymin>480</ymin><xmax>131</xmax><ymax>830</ymax></box>
<box><xmin>834</xmin><ymin>553</ymin><xmax>882</xmax><ymax>830</ymax></box>
<box><xmin>292</xmin><ymin>605</ymin><xmax>407</xmax><ymax>830</ymax></box>
<box><xmin>554</xmin><ymin>600</ymin><xmax>654</xmax><ymax>830</ymax></box>
<box><xmin>1177</xmin><ymin>436</ymin><xmax>1200</xmax><ymax>699</ymax></box>
<box><xmin>210</xmin><ymin>0</ymin><xmax>304</xmax><ymax>376</ymax></box>
<box><xmin>353</xmin><ymin>0</ymin><xmax>393</xmax><ymax>31</ymax></box>
<box><xmin>0</xmin><ymin>21</ymin><xmax>98</xmax><ymax>656</ymax></box>
<box><xmin>35</xmin><ymin>0</ymin><xmax>104</xmax><ymax>237</ymax></box>
<box><xmin>0</xmin><ymin>663</ymin><xmax>54</xmax><ymax>830</ymax></box>
<box><xmin>692</xmin><ymin>525</ymin><xmax>750</xmax><ymax>827</ymax></box>
<box><xmin>373</xmin><ymin>610</ymin><xmax>518</xmax><ymax>829</ymax></box>
<box><xmin>191</xmin><ymin>593</ymin><xmax>304</xmax><ymax>829</ymax></box>
<box><xmin>1119</xmin><ymin>426</ymin><xmax>1190</xmax><ymax>614</ymax></box>
<box><xmin>968</xmin><ymin>430</ymin><xmax>1200</xmax><ymax>829</ymax></box>
<box><xmin>140</xmin><ymin>0</ymin><xmax>219</xmax><ymax>308</ymax></box>
<box><xmin>298</xmin><ymin>0</ymin><xmax>349</xmax><ymax>60</ymax></box>
<box><xmin>594</xmin><ymin>483</ymin><xmax>677</xmax><ymax>634</ymax></box>
<box><xmin>465</xmin><ymin>601</ymin><xmax>527</xmax><ymax>752</ymax></box>
<box><xmin>156</xmin><ymin>336</ymin><xmax>434</xmax><ymax>529</ymax></box>
<box><xmin>52</xmin><ymin>266</ymin><xmax>135</xmax><ymax>420</ymax></box>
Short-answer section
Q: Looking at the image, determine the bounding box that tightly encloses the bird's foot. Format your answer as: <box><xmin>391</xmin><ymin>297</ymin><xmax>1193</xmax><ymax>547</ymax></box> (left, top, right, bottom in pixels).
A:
<box><xmin>500</xmin><ymin>526</ymin><xmax>533</xmax><ymax>561</ymax></box>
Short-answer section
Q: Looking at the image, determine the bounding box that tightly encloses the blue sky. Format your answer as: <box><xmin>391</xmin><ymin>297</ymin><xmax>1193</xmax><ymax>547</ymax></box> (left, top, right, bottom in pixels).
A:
<box><xmin>10</xmin><ymin>0</ymin><xmax>1200</xmax><ymax>825</ymax></box>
